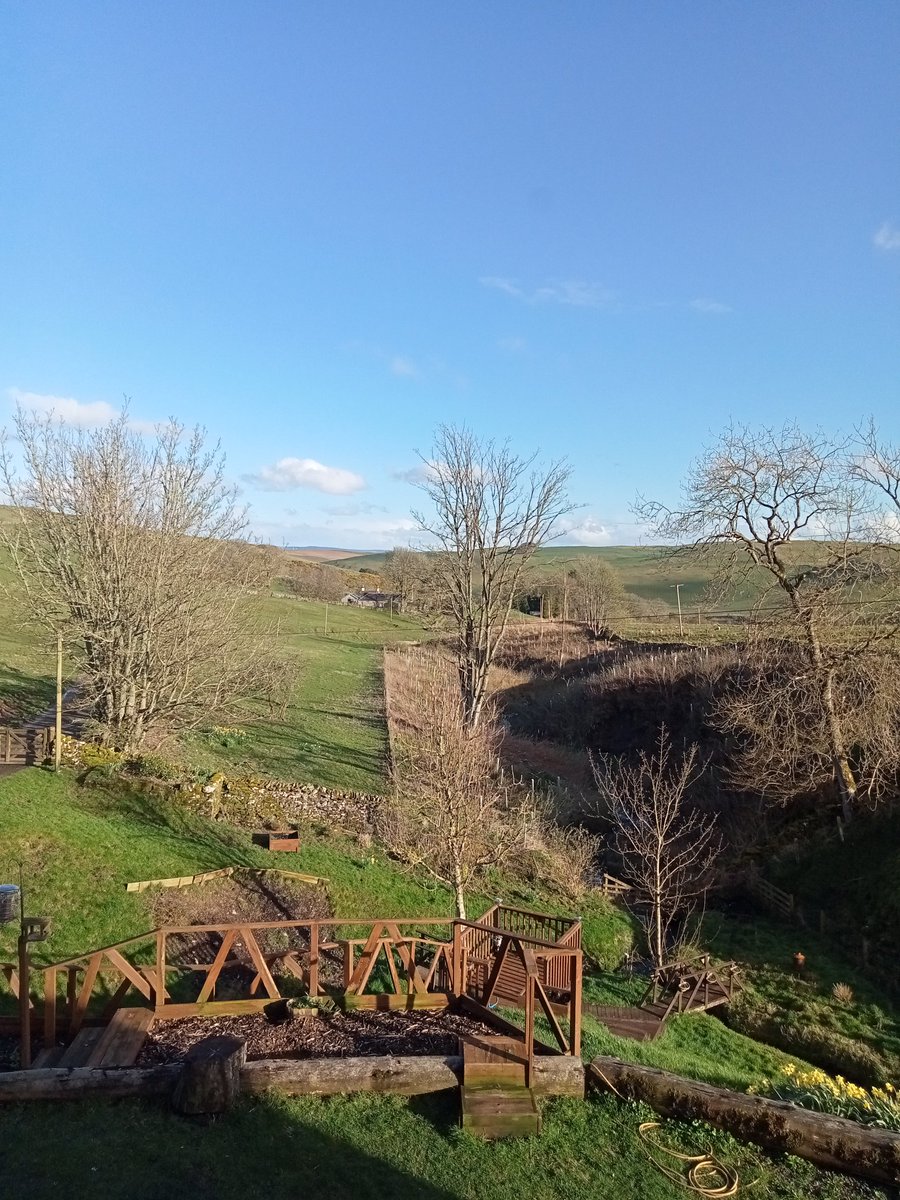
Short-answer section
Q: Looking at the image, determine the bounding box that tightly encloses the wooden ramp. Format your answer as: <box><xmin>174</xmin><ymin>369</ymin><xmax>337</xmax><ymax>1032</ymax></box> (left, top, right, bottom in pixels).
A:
<box><xmin>460</xmin><ymin>1036</ymin><xmax>541</xmax><ymax>1140</ymax></box>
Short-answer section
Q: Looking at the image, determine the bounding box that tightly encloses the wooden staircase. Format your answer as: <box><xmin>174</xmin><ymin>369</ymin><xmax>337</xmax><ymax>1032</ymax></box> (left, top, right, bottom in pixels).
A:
<box><xmin>460</xmin><ymin>1036</ymin><xmax>541</xmax><ymax>1140</ymax></box>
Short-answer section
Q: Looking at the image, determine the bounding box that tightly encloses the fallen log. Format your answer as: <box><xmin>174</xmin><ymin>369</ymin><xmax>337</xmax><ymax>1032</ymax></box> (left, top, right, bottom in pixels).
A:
<box><xmin>241</xmin><ymin>1053</ymin><xmax>584</xmax><ymax>1098</ymax></box>
<box><xmin>589</xmin><ymin>1056</ymin><xmax>900</xmax><ymax>1188</ymax></box>
<box><xmin>0</xmin><ymin>1064</ymin><xmax>181</xmax><ymax>1102</ymax></box>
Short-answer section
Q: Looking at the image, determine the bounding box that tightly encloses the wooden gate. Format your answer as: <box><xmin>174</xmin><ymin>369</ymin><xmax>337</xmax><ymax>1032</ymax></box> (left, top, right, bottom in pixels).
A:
<box><xmin>0</xmin><ymin>727</ymin><xmax>51</xmax><ymax>766</ymax></box>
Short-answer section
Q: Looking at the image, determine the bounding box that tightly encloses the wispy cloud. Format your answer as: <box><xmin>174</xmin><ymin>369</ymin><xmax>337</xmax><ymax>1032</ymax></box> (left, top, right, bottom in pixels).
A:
<box><xmin>874</xmin><ymin>221</ymin><xmax>900</xmax><ymax>252</ymax></box>
<box><xmin>244</xmin><ymin>457</ymin><xmax>366</xmax><ymax>495</ymax></box>
<box><xmin>8</xmin><ymin>388</ymin><xmax>159</xmax><ymax>432</ymax></box>
<box><xmin>391</xmin><ymin>462</ymin><xmax>440</xmax><ymax>485</ymax></box>
<box><xmin>390</xmin><ymin>355</ymin><xmax>419</xmax><ymax>378</ymax></box>
<box><xmin>497</xmin><ymin>336</ymin><xmax>527</xmax><ymax>353</ymax></box>
<box><xmin>321</xmin><ymin>500</ymin><xmax>388</xmax><ymax>517</ymax></box>
<box><xmin>480</xmin><ymin>276</ymin><xmax>615</xmax><ymax>308</ymax></box>
<box><xmin>689</xmin><ymin>297</ymin><xmax>732</xmax><ymax>315</ymax></box>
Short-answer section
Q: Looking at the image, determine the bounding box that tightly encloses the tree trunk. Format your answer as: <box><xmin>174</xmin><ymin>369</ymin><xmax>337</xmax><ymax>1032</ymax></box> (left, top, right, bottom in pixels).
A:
<box><xmin>453</xmin><ymin>861</ymin><xmax>467</xmax><ymax>920</ymax></box>
<box><xmin>803</xmin><ymin>612</ymin><xmax>858</xmax><ymax>821</ymax></box>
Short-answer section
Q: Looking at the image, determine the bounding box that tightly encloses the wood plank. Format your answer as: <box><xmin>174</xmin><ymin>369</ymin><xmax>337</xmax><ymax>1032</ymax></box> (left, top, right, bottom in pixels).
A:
<box><xmin>239</xmin><ymin>926</ymin><xmax>281</xmax><ymax>1000</ymax></box>
<box><xmin>103</xmin><ymin>948</ymin><xmax>154</xmax><ymax>1002</ymax></box>
<box><xmin>71</xmin><ymin>954</ymin><xmax>102</xmax><ymax>1034</ymax></box>
<box><xmin>196</xmin><ymin>928</ymin><xmax>237</xmax><ymax>1004</ymax></box>
<box><xmin>339</xmin><ymin>991</ymin><xmax>450</xmax><ymax>1012</ymax></box>
<box><xmin>57</xmin><ymin>1027</ymin><xmax>106</xmax><ymax>1068</ymax></box>
<box><xmin>85</xmin><ymin>1008</ymin><xmax>154</xmax><ymax>1069</ymax></box>
<box><xmin>154</xmin><ymin>998</ymin><xmax>275</xmax><ymax>1020</ymax></box>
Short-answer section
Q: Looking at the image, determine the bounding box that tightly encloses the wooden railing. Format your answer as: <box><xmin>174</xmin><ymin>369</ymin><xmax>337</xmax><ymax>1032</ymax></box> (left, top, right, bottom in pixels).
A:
<box><xmin>15</xmin><ymin>906</ymin><xmax>583</xmax><ymax>1080</ymax></box>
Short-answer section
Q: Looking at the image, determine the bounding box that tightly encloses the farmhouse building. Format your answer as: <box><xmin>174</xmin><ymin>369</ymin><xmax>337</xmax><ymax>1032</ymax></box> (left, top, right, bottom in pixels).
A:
<box><xmin>340</xmin><ymin>591</ymin><xmax>399</xmax><ymax>609</ymax></box>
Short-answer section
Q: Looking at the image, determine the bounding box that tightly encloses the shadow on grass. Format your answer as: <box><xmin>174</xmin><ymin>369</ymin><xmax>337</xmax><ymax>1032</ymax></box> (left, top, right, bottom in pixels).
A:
<box><xmin>0</xmin><ymin>1093</ymin><xmax>465</xmax><ymax>1200</ymax></box>
<box><xmin>0</xmin><ymin>664</ymin><xmax>56</xmax><ymax>722</ymax></box>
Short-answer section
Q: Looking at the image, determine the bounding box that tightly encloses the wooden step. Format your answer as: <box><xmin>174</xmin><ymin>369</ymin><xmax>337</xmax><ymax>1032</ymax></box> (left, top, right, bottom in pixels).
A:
<box><xmin>57</xmin><ymin>1026</ymin><xmax>107</xmax><ymax>1068</ymax></box>
<box><xmin>461</xmin><ymin>1084</ymin><xmax>541</xmax><ymax>1139</ymax></box>
<box><xmin>462</xmin><ymin>1035</ymin><xmax>527</xmax><ymax>1087</ymax></box>
<box><xmin>85</xmin><ymin>1007</ymin><xmax>154</xmax><ymax>1068</ymax></box>
<box><xmin>32</xmin><ymin>1045</ymin><xmax>65</xmax><ymax>1069</ymax></box>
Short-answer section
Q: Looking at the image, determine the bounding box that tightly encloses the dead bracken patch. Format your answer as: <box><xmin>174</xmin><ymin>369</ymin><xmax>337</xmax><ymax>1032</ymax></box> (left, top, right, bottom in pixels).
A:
<box><xmin>137</xmin><ymin>1007</ymin><xmax>496</xmax><ymax>1064</ymax></box>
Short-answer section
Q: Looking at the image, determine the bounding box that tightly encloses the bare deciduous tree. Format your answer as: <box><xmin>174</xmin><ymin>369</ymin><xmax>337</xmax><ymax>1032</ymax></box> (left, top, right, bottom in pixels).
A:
<box><xmin>381</xmin><ymin>546</ymin><xmax>420</xmax><ymax>612</ymax></box>
<box><xmin>637</xmin><ymin>422</ymin><xmax>900</xmax><ymax>822</ymax></box>
<box><xmin>592</xmin><ymin>732</ymin><xmax>720</xmax><ymax>967</ymax></box>
<box><xmin>0</xmin><ymin>407</ymin><xmax>279</xmax><ymax>749</ymax></box>
<box><xmin>413</xmin><ymin>425</ymin><xmax>573</xmax><ymax>728</ymax></box>
<box><xmin>567</xmin><ymin>558</ymin><xmax>627</xmax><ymax>637</ymax></box>
<box><xmin>380</xmin><ymin>657</ymin><xmax>529</xmax><ymax>919</ymax></box>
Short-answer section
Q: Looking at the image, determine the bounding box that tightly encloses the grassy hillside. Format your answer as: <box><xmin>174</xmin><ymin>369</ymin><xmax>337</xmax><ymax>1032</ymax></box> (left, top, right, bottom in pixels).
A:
<box><xmin>0</xmin><ymin>768</ymin><xmax>892</xmax><ymax>1200</ymax></box>
<box><xmin>342</xmin><ymin>545</ymin><xmax>770</xmax><ymax>614</ymax></box>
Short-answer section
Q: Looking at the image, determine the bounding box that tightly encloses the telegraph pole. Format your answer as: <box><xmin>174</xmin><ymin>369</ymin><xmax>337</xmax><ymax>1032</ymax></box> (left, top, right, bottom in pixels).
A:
<box><xmin>54</xmin><ymin>635</ymin><xmax>63</xmax><ymax>772</ymax></box>
<box><xmin>671</xmin><ymin>583</ymin><xmax>684</xmax><ymax>638</ymax></box>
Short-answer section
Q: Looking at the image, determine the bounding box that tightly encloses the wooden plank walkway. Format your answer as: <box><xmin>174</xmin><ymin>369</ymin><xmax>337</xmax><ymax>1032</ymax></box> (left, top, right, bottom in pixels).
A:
<box><xmin>584</xmin><ymin>1003</ymin><xmax>662</xmax><ymax>1041</ymax></box>
<box><xmin>460</xmin><ymin>1036</ymin><xmax>540</xmax><ymax>1139</ymax></box>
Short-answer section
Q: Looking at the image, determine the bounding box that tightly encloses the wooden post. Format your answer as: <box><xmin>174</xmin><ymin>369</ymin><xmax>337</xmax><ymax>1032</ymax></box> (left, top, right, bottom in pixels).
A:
<box><xmin>569</xmin><ymin>953</ymin><xmax>582</xmax><ymax>1057</ymax></box>
<box><xmin>451</xmin><ymin>921</ymin><xmax>463</xmax><ymax>998</ymax></box>
<box><xmin>171</xmin><ymin>1035</ymin><xmax>246</xmax><ymax>1117</ymax></box>
<box><xmin>18</xmin><ymin>931</ymin><xmax>31</xmax><ymax>1069</ymax></box>
<box><xmin>43</xmin><ymin>967</ymin><xmax>57</xmax><ymax>1048</ymax></box>
<box><xmin>308</xmin><ymin>923</ymin><xmax>319</xmax><ymax>998</ymax></box>
<box><xmin>155</xmin><ymin>930</ymin><xmax>167</xmax><ymax>1009</ymax></box>
<box><xmin>66</xmin><ymin>967</ymin><xmax>78</xmax><ymax>1032</ymax></box>
<box><xmin>54</xmin><ymin>635</ymin><xmax>63</xmax><ymax>772</ymax></box>
<box><xmin>524</xmin><ymin>974</ymin><xmax>535</xmax><ymax>1087</ymax></box>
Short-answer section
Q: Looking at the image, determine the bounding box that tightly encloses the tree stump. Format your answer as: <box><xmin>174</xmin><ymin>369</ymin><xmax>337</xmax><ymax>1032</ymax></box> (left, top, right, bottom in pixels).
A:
<box><xmin>171</xmin><ymin>1035</ymin><xmax>246</xmax><ymax>1117</ymax></box>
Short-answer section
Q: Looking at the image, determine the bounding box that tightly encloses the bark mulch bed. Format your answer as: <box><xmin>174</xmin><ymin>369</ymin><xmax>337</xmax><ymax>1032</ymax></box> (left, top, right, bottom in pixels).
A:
<box><xmin>137</xmin><ymin>1007</ymin><xmax>498</xmax><ymax>1065</ymax></box>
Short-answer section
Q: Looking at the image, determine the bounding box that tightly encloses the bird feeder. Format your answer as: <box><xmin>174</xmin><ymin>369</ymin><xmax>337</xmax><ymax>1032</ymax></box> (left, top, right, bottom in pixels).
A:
<box><xmin>0</xmin><ymin>884</ymin><xmax>20</xmax><ymax>924</ymax></box>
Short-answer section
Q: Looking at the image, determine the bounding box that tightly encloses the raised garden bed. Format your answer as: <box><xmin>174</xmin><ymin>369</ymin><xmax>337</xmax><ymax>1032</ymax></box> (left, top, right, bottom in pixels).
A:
<box><xmin>137</xmin><ymin>1006</ymin><xmax>496</xmax><ymax>1065</ymax></box>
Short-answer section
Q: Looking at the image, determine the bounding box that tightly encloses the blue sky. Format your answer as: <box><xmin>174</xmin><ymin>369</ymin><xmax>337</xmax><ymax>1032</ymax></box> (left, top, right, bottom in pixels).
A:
<box><xmin>2</xmin><ymin>2</ymin><xmax>898</xmax><ymax>548</ymax></box>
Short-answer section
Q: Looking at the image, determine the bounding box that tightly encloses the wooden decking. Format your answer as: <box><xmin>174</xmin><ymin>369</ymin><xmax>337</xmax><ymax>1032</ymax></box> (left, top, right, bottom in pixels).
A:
<box><xmin>587</xmin><ymin>958</ymin><xmax>742</xmax><ymax>1041</ymax></box>
<box><xmin>460</xmin><ymin>1036</ymin><xmax>541</xmax><ymax>1139</ymax></box>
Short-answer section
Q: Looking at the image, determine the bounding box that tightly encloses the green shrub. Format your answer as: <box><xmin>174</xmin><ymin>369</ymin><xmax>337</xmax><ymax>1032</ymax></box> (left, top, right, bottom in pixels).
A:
<box><xmin>123</xmin><ymin>753</ymin><xmax>185</xmax><ymax>783</ymax></box>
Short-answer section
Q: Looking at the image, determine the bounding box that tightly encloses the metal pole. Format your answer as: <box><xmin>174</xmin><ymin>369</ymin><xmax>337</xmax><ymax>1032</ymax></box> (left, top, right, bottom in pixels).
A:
<box><xmin>323</xmin><ymin>603</ymin><xmax>328</xmax><ymax>637</ymax></box>
<box><xmin>18</xmin><ymin>868</ymin><xmax>30</xmax><ymax>1069</ymax></box>
<box><xmin>54</xmin><ymin>634</ymin><xmax>63</xmax><ymax>772</ymax></box>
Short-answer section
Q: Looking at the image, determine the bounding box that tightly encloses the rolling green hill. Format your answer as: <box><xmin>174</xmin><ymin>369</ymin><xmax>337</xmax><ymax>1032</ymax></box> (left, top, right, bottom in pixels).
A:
<box><xmin>342</xmin><ymin>545</ymin><xmax>765</xmax><ymax>614</ymax></box>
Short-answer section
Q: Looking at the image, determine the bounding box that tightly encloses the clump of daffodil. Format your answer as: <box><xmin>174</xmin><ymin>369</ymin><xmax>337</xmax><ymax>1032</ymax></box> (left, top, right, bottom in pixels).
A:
<box><xmin>749</xmin><ymin>1064</ymin><xmax>900</xmax><ymax>1131</ymax></box>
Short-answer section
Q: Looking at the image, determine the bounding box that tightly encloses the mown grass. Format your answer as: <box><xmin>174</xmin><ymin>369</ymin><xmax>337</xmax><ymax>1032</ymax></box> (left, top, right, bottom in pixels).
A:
<box><xmin>0</xmin><ymin>1090</ymin><xmax>891</xmax><ymax>1200</ymax></box>
<box><xmin>0</xmin><ymin>769</ymin><xmax>894</xmax><ymax>1199</ymax></box>
<box><xmin>180</xmin><ymin>596</ymin><xmax>430</xmax><ymax>793</ymax></box>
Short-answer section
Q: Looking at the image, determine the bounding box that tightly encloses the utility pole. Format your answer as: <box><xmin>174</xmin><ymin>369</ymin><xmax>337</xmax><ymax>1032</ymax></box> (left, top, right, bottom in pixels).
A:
<box><xmin>324</xmin><ymin>603</ymin><xmax>329</xmax><ymax>637</ymax></box>
<box><xmin>671</xmin><ymin>583</ymin><xmax>684</xmax><ymax>638</ymax></box>
<box><xmin>54</xmin><ymin>634</ymin><xmax>63</xmax><ymax>772</ymax></box>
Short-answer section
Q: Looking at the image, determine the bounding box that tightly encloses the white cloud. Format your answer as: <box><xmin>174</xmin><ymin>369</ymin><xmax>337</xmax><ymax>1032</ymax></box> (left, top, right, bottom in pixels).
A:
<box><xmin>874</xmin><ymin>221</ymin><xmax>900</xmax><ymax>252</ymax></box>
<box><xmin>391</xmin><ymin>463</ymin><xmax>437</xmax><ymax>485</ymax></box>
<box><xmin>245</xmin><ymin>457</ymin><xmax>366</xmax><ymax>495</ymax></box>
<box><xmin>321</xmin><ymin>501</ymin><xmax>388</xmax><ymax>517</ymax></box>
<box><xmin>480</xmin><ymin>276</ymin><xmax>615</xmax><ymax>308</ymax></box>
<box><xmin>690</xmin><ymin>298</ymin><xmax>732</xmax><ymax>315</ymax></box>
<box><xmin>555</xmin><ymin>517</ymin><xmax>614</xmax><ymax>546</ymax></box>
<box><xmin>390</xmin><ymin>356</ymin><xmax>419</xmax><ymax>378</ymax></box>
<box><xmin>8</xmin><ymin>388</ymin><xmax>160</xmax><ymax>433</ymax></box>
<box><xmin>9</xmin><ymin>389</ymin><xmax>119</xmax><ymax>428</ymax></box>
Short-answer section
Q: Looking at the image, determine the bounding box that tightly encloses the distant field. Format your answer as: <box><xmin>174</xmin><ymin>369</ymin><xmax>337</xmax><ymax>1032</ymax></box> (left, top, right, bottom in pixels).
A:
<box><xmin>282</xmin><ymin>547</ymin><xmax>366</xmax><ymax>562</ymax></box>
<box><xmin>343</xmin><ymin>545</ymin><xmax>767</xmax><ymax>614</ymax></box>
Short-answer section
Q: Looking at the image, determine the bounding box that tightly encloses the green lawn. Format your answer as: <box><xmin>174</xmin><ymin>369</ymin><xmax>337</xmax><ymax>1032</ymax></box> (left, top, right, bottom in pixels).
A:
<box><xmin>0</xmin><ymin>769</ymin><xmax>894</xmax><ymax>1199</ymax></box>
<box><xmin>0</xmin><ymin>1090</ymin><xmax>889</xmax><ymax>1200</ymax></box>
